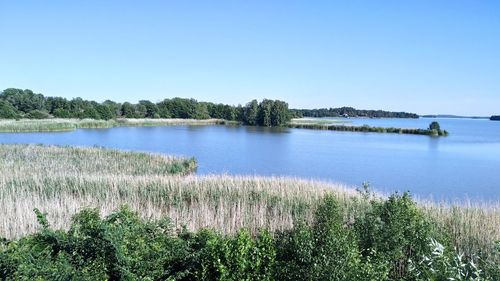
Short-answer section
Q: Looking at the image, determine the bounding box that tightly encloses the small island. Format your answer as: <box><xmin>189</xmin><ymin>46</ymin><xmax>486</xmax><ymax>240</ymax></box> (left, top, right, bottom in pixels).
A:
<box><xmin>490</xmin><ymin>115</ymin><xmax>500</xmax><ymax>121</ymax></box>
<box><xmin>288</xmin><ymin>120</ymin><xmax>448</xmax><ymax>136</ymax></box>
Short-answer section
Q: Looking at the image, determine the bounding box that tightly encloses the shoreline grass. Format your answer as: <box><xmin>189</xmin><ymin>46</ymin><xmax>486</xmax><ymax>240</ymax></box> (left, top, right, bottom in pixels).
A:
<box><xmin>289</xmin><ymin>118</ymin><xmax>352</xmax><ymax>126</ymax></box>
<box><xmin>0</xmin><ymin>144</ymin><xmax>498</xmax><ymax>260</ymax></box>
<box><xmin>288</xmin><ymin>118</ymin><xmax>449</xmax><ymax>136</ymax></box>
<box><xmin>0</xmin><ymin>118</ymin><xmax>226</xmax><ymax>132</ymax></box>
<box><xmin>0</xmin><ymin>118</ymin><xmax>449</xmax><ymax>137</ymax></box>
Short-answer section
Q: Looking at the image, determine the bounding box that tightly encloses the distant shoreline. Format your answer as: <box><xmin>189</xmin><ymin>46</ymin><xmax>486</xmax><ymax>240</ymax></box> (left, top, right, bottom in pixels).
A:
<box><xmin>420</xmin><ymin>114</ymin><xmax>489</xmax><ymax>119</ymax></box>
<box><xmin>0</xmin><ymin>117</ymin><xmax>450</xmax><ymax>137</ymax></box>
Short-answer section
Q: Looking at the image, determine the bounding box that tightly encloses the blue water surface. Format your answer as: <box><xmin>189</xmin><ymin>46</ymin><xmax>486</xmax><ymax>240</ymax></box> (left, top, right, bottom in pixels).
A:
<box><xmin>1</xmin><ymin>118</ymin><xmax>499</xmax><ymax>201</ymax></box>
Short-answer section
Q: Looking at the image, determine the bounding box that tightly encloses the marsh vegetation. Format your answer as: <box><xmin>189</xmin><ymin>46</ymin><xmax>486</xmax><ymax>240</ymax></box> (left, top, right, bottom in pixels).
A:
<box><xmin>288</xmin><ymin>119</ymin><xmax>449</xmax><ymax>136</ymax></box>
<box><xmin>0</xmin><ymin>144</ymin><xmax>498</xmax><ymax>280</ymax></box>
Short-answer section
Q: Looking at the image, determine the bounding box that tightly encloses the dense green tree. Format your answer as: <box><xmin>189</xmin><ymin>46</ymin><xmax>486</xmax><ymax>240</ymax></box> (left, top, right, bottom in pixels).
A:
<box><xmin>429</xmin><ymin>121</ymin><xmax>441</xmax><ymax>131</ymax></box>
<box><xmin>52</xmin><ymin>108</ymin><xmax>72</xmax><ymax>118</ymax></box>
<box><xmin>258</xmin><ymin>99</ymin><xmax>274</xmax><ymax>127</ymax></box>
<box><xmin>355</xmin><ymin>193</ymin><xmax>435</xmax><ymax>280</ymax></box>
<box><xmin>223</xmin><ymin>104</ymin><xmax>237</xmax><ymax>121</ymax></box>
<box><xmin>270</xmin><ymin>100</ymin><xmax>290</xmax><ymax>126</ymax></box>
<box><xmin>121</xmin><ymin>102</ymin><xmax>136</xmax><ymax>118</ymax></box>
<box><xmin>167</xmin><ymin>98</ymin><xmax>195</xmax><ymax>119</ymax></box>
<box><xmin>206</xmin><ymin>103</ymin><xmax>225</xmax><ymax>119</ymax></box>
<box><xmin>0</xmin><ymin>100</ymin><xmax>19</xmax><ymax>119</ymax></box>
<box><xmin>244</xmin><ymin>100</ymin><xmax>259</xmax><ymax>125</ymax></box>
<box><xmin>25</xmin><ymin>110</ymin><xmax>51</xmax><ymax>119</ymax></box>
<box><xmin>157</xmin><ymin>99</ymin><xmax>172</xmax><ymax>118</ymax></box>
<box><xmin>102</xmin><ymin>100</ymin><xmax>121</xmax><ymax>117</ymax></box>
<box><xmin>45</xmin><ymin>97</ymin><xmax>69</xmax><ymax>114</ymax></box>
<box><xmin>138</xmin><ymin>100</ymin><xmax>159</xmax><ymax>118</ymax></box>
<box><xmin>95</xmin><ymin>104</ymin><xmax>114</xmax><ymax>120</ymax></box>
<box><xmin>79</xmin><ymin>107</ymin><xmax>100</xmax><ymax>119</ymax></box>
<box><xmin>69</xmin><ymin>98</ymin><xmax>86</xmax><ymax>117</ymax></box>
<box><xmin>194</xmin><ymin>101</ymin><xmax>210</xmax><ymax>119</ymax></box>
<box><xmin>0</xmin><ymin>88</ymin><xmax>45</xmax><ymax>113</ymax></box>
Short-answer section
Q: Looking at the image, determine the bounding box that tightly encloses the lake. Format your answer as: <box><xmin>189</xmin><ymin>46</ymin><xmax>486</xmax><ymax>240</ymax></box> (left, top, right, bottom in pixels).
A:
<box><xmin>1</xmin><ymin>117</ymin><xmax>499</xmax><ymax>201</ymax></box>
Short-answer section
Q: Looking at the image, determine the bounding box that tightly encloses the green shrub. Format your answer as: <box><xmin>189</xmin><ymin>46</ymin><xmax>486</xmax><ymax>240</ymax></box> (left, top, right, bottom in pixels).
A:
<box><xmin>409</xmin><ymin>239</ymin><xmax>483</xmax><ymax>281</ymax></box>
<box><xmin>195</xmin><ymin>229</ymin><xmax>275</xmax><ymax>281</ymax></box>
<box><xmin>275</xmin><ymin>195</ymin><xmax>384</xmax><ymax>281</ymax></box>
<box><xmin>25</xmin><ymin>110</ymin><xmax>51</xmax><ymax>119</ymax></box>
<box><xmin>354</xmin><ymin>192</ymin><xmax>436</xmax><ymax>280</ymax></box>
<box><xmin>0</xmin><ymin>196</ymin><xmax>496</xmax><ymax>280</ymax></box>
<box><xmin>0</xmin><ymin>100</ymin><xmax>19</xmax><ymax>119</ymax></box>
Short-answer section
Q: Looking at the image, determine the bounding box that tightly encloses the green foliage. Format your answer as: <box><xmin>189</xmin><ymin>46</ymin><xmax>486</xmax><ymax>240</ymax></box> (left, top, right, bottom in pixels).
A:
<box><xmin>291</xmin><ymin>106</ymin><xmax>419</xmax><ymax>118</ymax></box>
<box><xmin>429</xmin><ymin>121</ymin><xmax>441</xmax><ymax>131</ymax></box>
<box><xmin>121</xmin><ymin>102</ymin><xmax>136</xmax><ymax>118</ymax></box>
<box><xmin>426</xmin><ymin>121</ymin><xmax>450</xmax><ymax>136</ymax></box>
<box><xmin>95</xmin><ymin>104</ymin><xmax>115</xmax><ymax>120</ymax></box>
<box><xmin>480</xmin><ymin>241</ymin><xmax>500</xmax><ymax>281</ymax></box>
<box><xmin>275</xmin><ymin>195</ymin><xmax>383</xmax><ymax>281</ymax></box>
<box><xmin>0</xmin><ymin>88</ymin><xmax>287</xmax><ymax>128</ymax></box>
<box><xmin>409</xmin><ymin>239</ymin><xmax>483</xmax><ymax>281</ymax></box>
<box><xmin>0</xmin><ymin>100</ymin><xmax>19</xmax><ymax>119</ymax></box>
<box><xmin>196</xmin><ymin>229</ymin><xmax>276</xmax><ymax>281</ymax></box>
<box><xmin>243</xmin><ymin>100</ymin><xmax>259</xmax><ymax>125</ymax></box>
<box><xmin>25</xmin><ymin>110</ymin><xmax>51</xmax><ymax>119</ymax></box>
<box><xmin>0</xmin><ymin>194</ymin><xmax>497</xmax><ymax>280</ymax></box>
<box><xmin>355</xmin><ymin>192</ymin><xmax>436</xmax><ymax>280</ymax></box>
<box><xmin>258</xmin><ymin>99</ymin><xmax>274</xmax><ymax>127</ymax></box>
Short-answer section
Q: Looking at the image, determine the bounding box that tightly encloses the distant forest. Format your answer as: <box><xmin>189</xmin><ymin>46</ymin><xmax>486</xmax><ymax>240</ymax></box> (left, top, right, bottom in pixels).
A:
<box><xmin>0</xmin><ymin>88</ymin><xmax>419</xmax><ymax>126</ymax></box>
<box><xmin>0</xmin><ymin>88</ymin><xmax>290</xmax><ymax>127</ymax></box>
<box><xmin>491</xmin><ymin>115</ymin><xmax>500</xmax><ymax>121</ymax></box>
<box><xmin>292</xmin><ymin>108</ymin><xmax>419</xmax><ymax>118</ymax></box>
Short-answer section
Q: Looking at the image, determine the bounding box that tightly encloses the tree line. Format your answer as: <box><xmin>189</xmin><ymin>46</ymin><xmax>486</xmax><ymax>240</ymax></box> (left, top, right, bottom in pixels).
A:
<box><xmin>491</xmin><ymin>115</ymin><xmax>500</xmax><ymax>121</ymax></box>
<box><xmin>292</xmin><ymin>107</ymin><xmax>419</xmax><ymax>118</ymax></box>
<box><xmin>0</xmin><ymin>88</ymin><xmax>422</xmax><ymax>126</ymax></box>
<box><xmin>0</xmin><ymin>88</ymin><xmax>292</xmax><ymax>127</ymax></box>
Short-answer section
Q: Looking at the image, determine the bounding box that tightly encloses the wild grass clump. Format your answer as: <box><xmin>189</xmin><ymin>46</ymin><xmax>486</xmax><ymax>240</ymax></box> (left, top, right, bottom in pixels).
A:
<box><xmin>0</xmin><ymin>144</ymin><xmax>196</xmax><ymax>177</ymax></box>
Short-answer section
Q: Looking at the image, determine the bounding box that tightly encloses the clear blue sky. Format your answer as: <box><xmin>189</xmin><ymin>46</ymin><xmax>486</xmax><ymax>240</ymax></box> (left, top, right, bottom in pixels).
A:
<box><xmin>1</xmin><ymin>1</ymin><xmax>499</xmax><ymax>115</ymax></box>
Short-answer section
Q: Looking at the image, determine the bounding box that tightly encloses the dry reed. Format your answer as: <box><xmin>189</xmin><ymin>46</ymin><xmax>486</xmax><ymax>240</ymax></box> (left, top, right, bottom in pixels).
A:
<box><xmin>0</xmin><ymin>144</ymin><xmax>498</xmax><ymax>258</ymax></box>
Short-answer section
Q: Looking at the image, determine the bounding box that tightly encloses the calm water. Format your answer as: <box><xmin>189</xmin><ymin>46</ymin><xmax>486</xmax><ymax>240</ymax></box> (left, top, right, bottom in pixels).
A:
<box><xmin>1</xmin><ymin>118</ymin><xmax>499</xmax><ymax>200</ymax></box>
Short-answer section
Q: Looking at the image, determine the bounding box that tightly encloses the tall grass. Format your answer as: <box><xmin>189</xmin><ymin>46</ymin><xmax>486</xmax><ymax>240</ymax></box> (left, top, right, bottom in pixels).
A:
<box><xmin>288</xmin><ymin>118</ymin><xmax>449</xmax><ymax>136</ymax></box>
<box><xmin>0</xmin><ymin>144</ymin><xmax>498</xmax><ymax>259</ymax></box>
<box><xmin>0</xmin><ymin>118</ymin><xmax>225</xmax><ymax>132</ymax></box>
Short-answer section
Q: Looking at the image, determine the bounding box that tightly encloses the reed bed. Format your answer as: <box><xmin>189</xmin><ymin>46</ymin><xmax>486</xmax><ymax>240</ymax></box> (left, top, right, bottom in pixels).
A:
<box><xmin>0</xmin><ymin>118</ymin><xmax>225</xmax><ymax>132</ymax></box>
<box><xmin>0</xmin><ymin>144</ymin><xmax>498</xmax><ymax>258</ymax></box>
<box><xmin>114</xmin><ymin>118</ymin><xmax>225</xmax><ymax>126</ymax></box>
<box><xmin>288</xmin><ymin>118</ymin><xmax>449</xmax><ymax>136</ymax></box>
<box><xmin>289</xmin><ymin>118</ymin><xmax>351</xmax><ymax>125</ymax></box>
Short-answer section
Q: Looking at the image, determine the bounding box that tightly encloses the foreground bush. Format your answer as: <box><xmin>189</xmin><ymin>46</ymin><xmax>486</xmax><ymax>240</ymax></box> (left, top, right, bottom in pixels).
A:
<box><xmin>1</xmin><ymin>195</ymin><xmax>498</xmax><ymax>280</ymax></box>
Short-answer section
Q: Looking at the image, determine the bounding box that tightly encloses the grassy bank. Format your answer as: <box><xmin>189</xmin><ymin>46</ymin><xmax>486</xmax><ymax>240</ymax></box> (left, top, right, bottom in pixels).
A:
<box><xmin>288</xmin><ymin>118</ymin><xmax>449</xmax><ymax>136</ymax></box>
<box><xmin>0</xmin><ymin>118</ymin><xmax>225</xmax><ymax>132</ymax></box>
